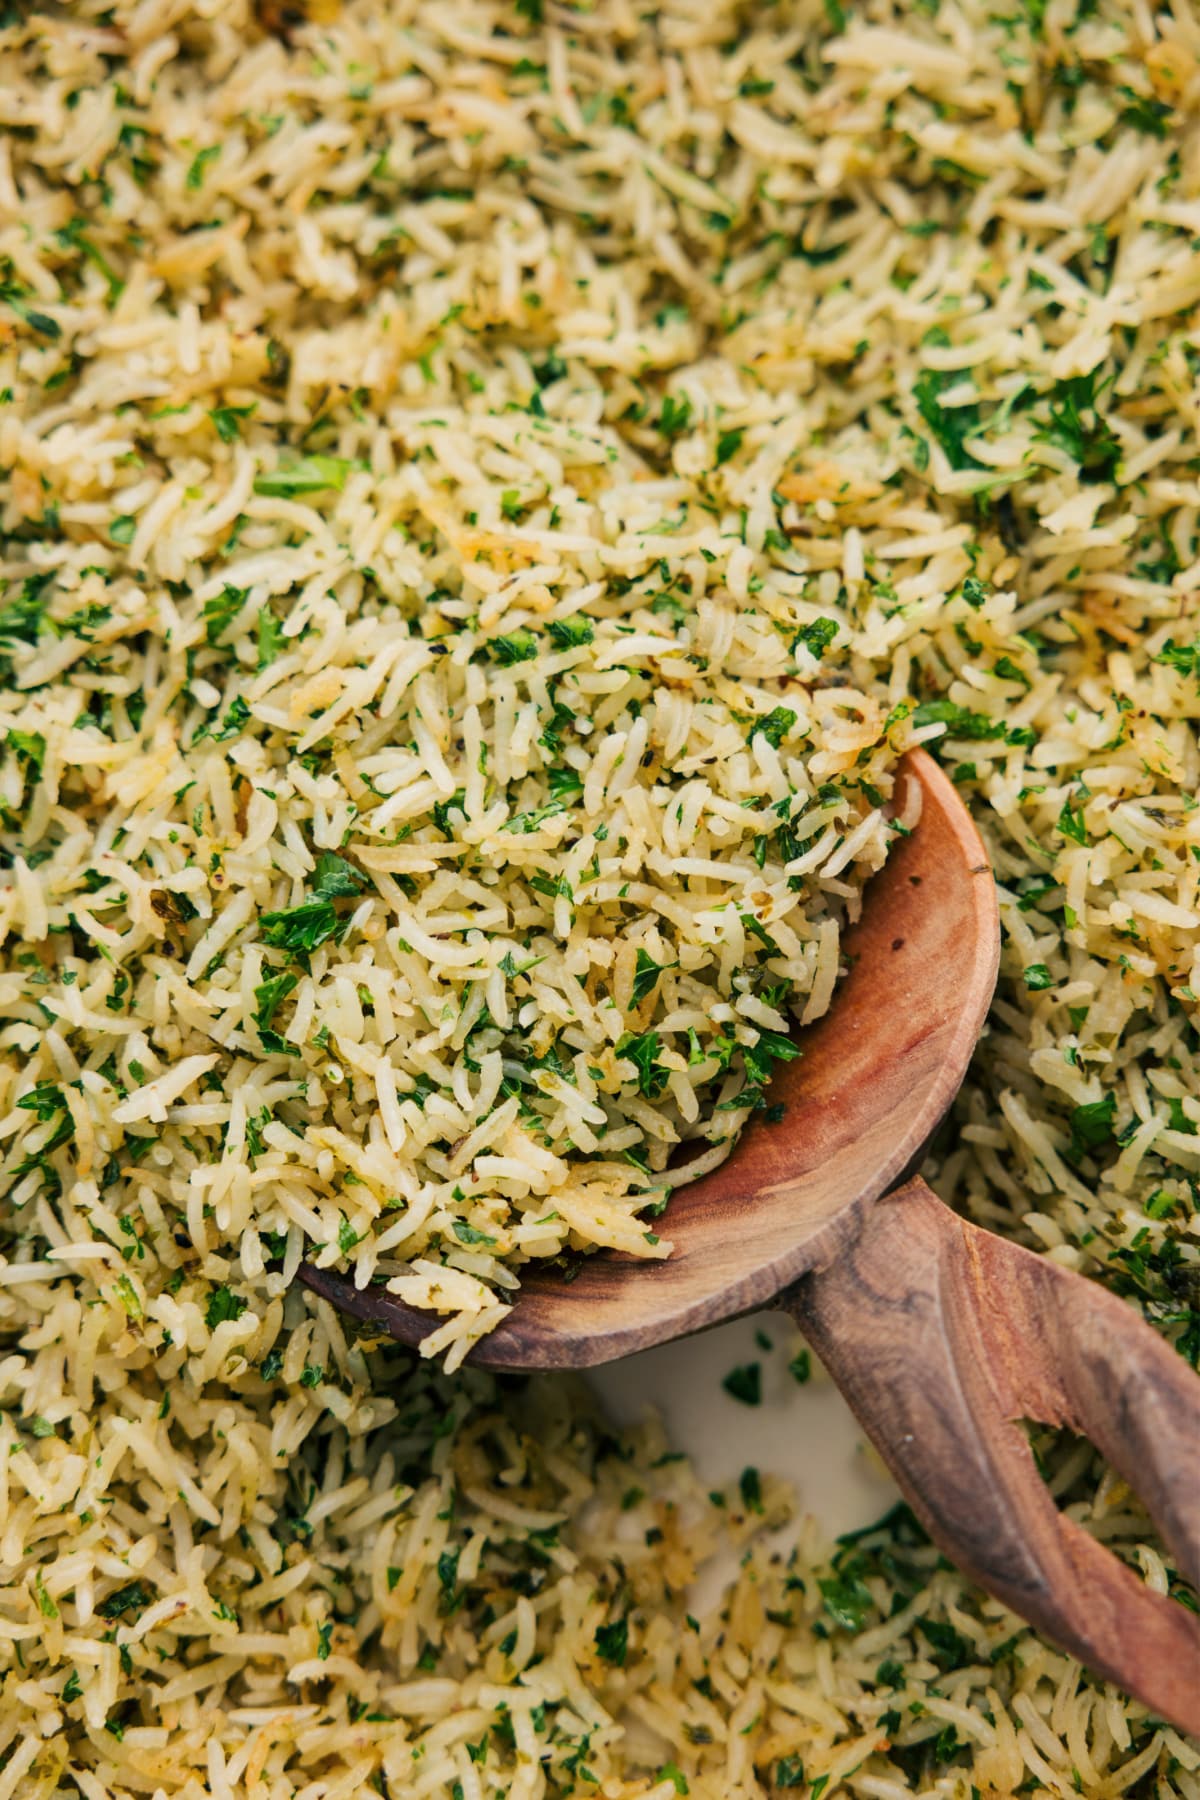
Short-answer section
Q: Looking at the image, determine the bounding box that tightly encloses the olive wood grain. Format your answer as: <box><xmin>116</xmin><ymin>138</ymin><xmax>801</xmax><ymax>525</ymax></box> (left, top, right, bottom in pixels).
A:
<box><xmin>790</xmin><ymin>1177</ymin><xmax>1200</xmax><ymax>1733</ymax></box>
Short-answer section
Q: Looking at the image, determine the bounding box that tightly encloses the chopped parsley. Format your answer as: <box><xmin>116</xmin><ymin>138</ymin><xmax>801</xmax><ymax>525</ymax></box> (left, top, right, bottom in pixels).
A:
<box><xmin>489</xmin><ymin>629</ymin><xmax>539</xmax><ymax>665</ymax></box>
<box><xmin>257</xmin><ymin>607</ymin><xmax>287</xmax><ymax>667</ymax></box>
<box><xmin>722</xmin><ymin>1362</ymin><xmax>761</xmax><ymax>1406</ymax></box>
<box><xmin>715</xmin><ymin>426</ymin><xmax>744</xmax><ymax>465</ymax></box>
<box><xmin>311</xmin><ymin>852</ymin><xmax>365</xmax><ymax>900</ymax></box>
<box><xmin>253</xmin><ymin>455</ymin><xmax>355</xmax><ymax>498</ymax></box>
<box><xmin>452</xmin><ymin>1220</ymin><xmax>498</xmax><ymax>1247</ymax></box>
<box><xmin>755</xmin><ymin>707</ymin><xmax>797</xmax><ymax>749</ymax></box>
<box><xmin>546</xmin><ymin>616</ymin><xmax>594</xmax><ymax>649</ymax></box>
<box><xmin>593</xmin><ymin>1617</ymin><xmax>628</xmax><ymax>1666</ymax></box>
<box><xmin>205</xmin><ymin>1285</ymin><xmax>248</xmax><ymax>1329</ymax></box>
<box><xmin>1056</xmin><ymin>791</ymin><xmax>1089</xmax><ymax>846</ymax></box>
<box><xmin>260</xmin><ymin>900</ymin><xmax>344</xmax><ymax>955</ymax></box>
<box><xmin>796</xmin><ymin>617</ymin><xmax>839</xmax><ymax>660</ymax></box>
<box><xmin>615</xmin><ymin>1030</ymin><xmax>668</xmax><ymax>1099</ymax></box>
<box><xmin>913</xmin><ymin>369</ymin><xmax>981</xmax><ymax>471</ymax></box>
<box><xmin>203</xmin><ymin>583</ymin><xmax>248</xmax><ymax>646</ymax></box>
<box><xmin>911</xmin><ymin>700</ymin><xmax>1004</xmax><ymax>740</ymax></box>
<box><xmin>186</xmin><ymin>145</ymin><xmax>221</xmax><ymax>189</ymax></box>
<box><xmin>252</xmin><ymin>970</ymin><xmax>298</xmax><ymax>1053</ymax></box>
<box><xmin>1068</xmin><ymin>1094</ymin><xmax>1116</xmax><ymax>1160</ymax></box>
<box><xmin>209</xmin><ymin>403</ymin><xmax>256</xmax><ymax>444</ymax></box>
<box><xmin>658</xmin><ymin>393</ymin><xmax>692</xmax><ymax>438</ymax></box>
<box><xmin>1035</xmin><ymin>373</ymin><xmax>1120</xmax><ymax>484</ymax></box>
<box><xmin>631</xmin><ymin>949</ymin><xmax>675</xmax><ymax>1005</ymax></box>
<box><xmin>96</xmin><ymin>1580</ymin><xmax>154</xmax><ymax>1622</ymax></box>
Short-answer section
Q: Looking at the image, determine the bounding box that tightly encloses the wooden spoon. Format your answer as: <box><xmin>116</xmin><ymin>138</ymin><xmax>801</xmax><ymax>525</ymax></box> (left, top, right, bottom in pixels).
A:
<box><xmin>302</xmin><ymin>750</ymin><xmax>1200</xmax><ymax>1731</ymax></box>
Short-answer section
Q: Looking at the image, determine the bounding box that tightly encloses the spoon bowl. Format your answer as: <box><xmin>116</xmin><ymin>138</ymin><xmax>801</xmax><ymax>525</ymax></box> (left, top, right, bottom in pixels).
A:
<box><xmin>303</xmin><ymin>750</ymin><xmax>996</xmax><ymax>1366</ymax></box>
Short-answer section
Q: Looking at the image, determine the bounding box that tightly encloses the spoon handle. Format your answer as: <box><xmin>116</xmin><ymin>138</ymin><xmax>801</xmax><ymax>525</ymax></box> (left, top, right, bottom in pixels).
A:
<box><xmin>787</xmin><ymin>1174</ymin><xmax>1200</xmax><ymax>1734</ymax></box>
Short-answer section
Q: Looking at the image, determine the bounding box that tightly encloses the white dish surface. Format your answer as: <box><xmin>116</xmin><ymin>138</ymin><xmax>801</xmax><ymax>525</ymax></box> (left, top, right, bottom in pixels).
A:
<box><xmin>589</xmin><ymin>1307</ymin><xmax>900</xmax><ymax>1602</ymax></box>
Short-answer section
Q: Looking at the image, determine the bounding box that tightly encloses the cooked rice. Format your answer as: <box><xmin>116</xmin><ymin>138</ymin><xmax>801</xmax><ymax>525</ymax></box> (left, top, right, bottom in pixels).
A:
<box><xmin>0</xmin><ymin>0</ymin><xmax>914</xmax><ymax>1364</ymax></box>
<box><xmin>0</xmin><ymin>0</ymin><xmax>1198</xmax><ymax>1792</ymax></box>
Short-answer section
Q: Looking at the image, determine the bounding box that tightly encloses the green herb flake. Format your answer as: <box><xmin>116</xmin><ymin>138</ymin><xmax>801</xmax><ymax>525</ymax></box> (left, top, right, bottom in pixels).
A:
<box><xmin>911</xmin><ymin>700</ymin><xmax>1003</xmax><ymax>741</ymax></box>
<box><xmin>96</xmin><ymin>1580</ymin><xmax>153</xmax><ymax>1622</ymax></box>
<box><xmin>1035</xmin><ymin>373</ymin><xmax>1120</xmax><ymax>484</ymax></box>
<box><xmin>1119</xmin><ymin>87</ymin><xmax>1174</xmax><ymax>139</ymax></box>
<box><xmin>797</xmin><ymin>617</ymin><xmax>839</xmax><ymax>660</ymax></box>
<box><xmin>253</xmin><ymin>456</ymin><xmax>355</xmax><ymax>498</ymax></box>
<box><xmin>33</xmin><ymin>1569</ymin><xmax>58</xmax><ymax>1620</ymax></box>
<box><xmin>205</xmin><ymin>1285</ymin><xmax>248</xmax><ymax>1329</ymax></box>
<box><xmin>594</xmin><ymin>1617</ymin><xmax>628</xmax><ymax>1666</ymax></box>
<box><xmin>1155</xmin><ymin>639</ymin><xmax>1200</xmax><ymax>681</ymax></box>
<box><xmin>716</xmin><ymin>427</ymin><xmax>744</xmax><ymax>466</ymax></box>
<box><xmin>739</xmin><ymin>1466</ymin><xmax>763</xmax><ymax>1514</ymax></box>
<box><xmin>722</xmin><ymin>1362</ymin><xmax>761</xmax><ymax>1406</ymax></box>
<box><xmin>919</xmin><ymin>1617</ymin><xmax>970</xmax><ymax>1669</ymax></box>
<box><xmin>490</xmin><ymin>629</ymin><xmax>539</xmax><ymax>666</ymax></box>
<box><xmin>209</xmin><ymin>403</ymin><xmax>256</xmax><ymax>444</ymax></box>
<box><xmin>632</xmin><ymin>948</ymin><xmax>675</xmax><ymax>1006</ymax></box>
<box><xmin>755</xmin><ymin>707</ymin><xmax>797</xmax><ymax>749</ymax></box>
<box><xmin>913</xmin><ymin>369</ymin><xmax>981</xmax><ymax>471</ymax></box>
<box><xmin>452</xmin><ymin>1220</ymin><xmax>498</xmax><ymax>1247</ymax></box>
<box><xmin>311</xmin><ymin>853</ymin><xmax>365</xmax><ymax>901</ymax></box>
<box><xmin>186</xmin><ymin>145</ymin><xmax>221</xmax><ymax>189</ymax></box>
<box><xmin>114</xmin><ymin>1275</ymin><xmax>142</xmax><ymax>1320</ymax></box>
<box><xmin>1056</xmin><ymin>793</ymin><xmax>1089</xmax><ymax>845</ymax></box>
<box><xmin>260</xmin><ymin>900</ymin><xmax>343</xmax><ymax>956</ymax></box>
<box><xmin>818</xmin><ymin>1570</ymin><xmax>873</xmax><ymax>1632</ymax></box>
<box><xmin>253</xmin><ymin>970</ymin><xmax>298</xmax><ymax>1052</ymax></box>
<box><xmin>0</xmin><ymin>282</ymin><xmax>60</xmax><ymax>339</ymax></box>
<box><xmin>615</xmin><ymin>1030</ymin><xmax>668</xmax><ymax>1099</ymax></box>
<box><xmin>546</xmin><ymin>616</ymin><xmax>595</xmax><ymax>649</ymax></box>
<box><xmin>1066</xmin><ymin>1094</ymin><xmax>1116</xmax><ymax>1160</ymax></box>
<box><xmin>203</xmin><ymin>583</ymin><xmax>248</xmax><ymax>646</ymax></box>
<box><xmin>659</xmin><ymin>393</ymin><xmax>693</xmax><ymax>438</ymax></box>
<box><xmin>257</xmin><ymin>608</ymin><xmax>287</xmax><ymax>667</ymax></box>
